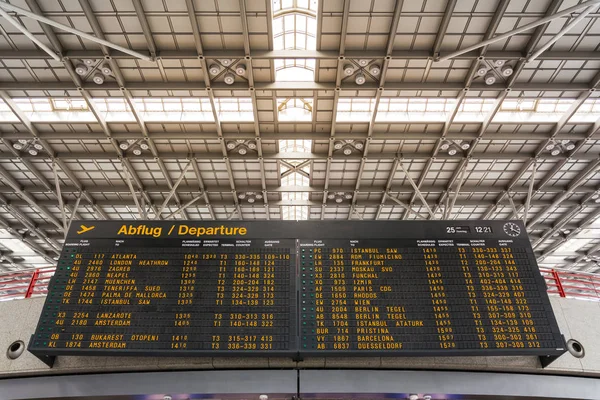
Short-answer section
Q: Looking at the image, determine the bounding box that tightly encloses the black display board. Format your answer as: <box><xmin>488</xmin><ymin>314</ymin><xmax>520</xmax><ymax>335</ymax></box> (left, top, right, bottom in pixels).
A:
<box><xmin>29</xmin><ymin>220</ymin><xmax>565</xmax><ymax>363</ymax></box>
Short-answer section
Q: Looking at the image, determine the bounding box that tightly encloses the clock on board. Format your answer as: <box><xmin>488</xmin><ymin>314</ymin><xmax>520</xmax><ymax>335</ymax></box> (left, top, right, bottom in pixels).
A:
<box><xmin>503</xmin><ymin>222</ymin><xmax>521</xmax><ymax>237</ymax></box>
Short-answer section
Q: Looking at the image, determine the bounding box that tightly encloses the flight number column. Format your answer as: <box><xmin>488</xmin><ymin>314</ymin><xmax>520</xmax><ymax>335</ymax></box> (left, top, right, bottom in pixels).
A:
<box><xmin>299</xmin><ymin>245</ymin><xmax>351</xmax><ymax>351</ymax></box>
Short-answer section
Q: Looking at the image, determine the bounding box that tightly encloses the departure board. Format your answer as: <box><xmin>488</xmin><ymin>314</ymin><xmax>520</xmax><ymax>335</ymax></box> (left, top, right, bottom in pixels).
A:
<box><xmin>29</xmin><ymin>222</ymin><xmax>297</xmax><ymax>357</ymax></box>
<box><xmin>29</xmin><ymin>220</ymin><xmax>565</xmax><ymax>362</ymax></box>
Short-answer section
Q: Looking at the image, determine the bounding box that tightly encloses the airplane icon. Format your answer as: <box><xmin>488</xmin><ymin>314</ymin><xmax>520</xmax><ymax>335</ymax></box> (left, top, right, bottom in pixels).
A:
<box><xmin>77</xmin><ymin>225</ymin><xmax>95</xmax><ymax>234</ymax></box>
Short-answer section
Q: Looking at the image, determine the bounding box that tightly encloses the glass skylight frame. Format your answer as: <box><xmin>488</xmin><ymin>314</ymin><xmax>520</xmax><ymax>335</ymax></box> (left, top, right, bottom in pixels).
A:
<box><xmin>279</xmin><ymin>139</ymin><xmax>311</xmax><ymax>220</ymax></box>
<box><xmin>213</xmin><ymin>98</ymin><xmax>254</xmax><ymax>121</ymax></box>
<box><xmin>278</xmin><ymin>98</ymin><xmax>313</xmax><ymax>121</ymax></box>
<box><xmin>274</xmin><ymin>58</ymin><xmax>316</xmax><ymax>81</ymax></box>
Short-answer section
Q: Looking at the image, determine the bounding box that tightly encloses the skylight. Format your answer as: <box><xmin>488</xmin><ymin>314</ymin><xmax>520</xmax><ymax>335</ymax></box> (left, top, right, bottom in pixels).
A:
<box><xmin>337</xmin><ymin>98</ymin><xmax>376</xmax><ymax>122</ymax></box>
<box><xmin>5</xmin><ymin>97</ymin><xmax>600</xmax><ymax>125</ymax></box>
<box><xmin>274</xmin><ymin>59</ymin><xmax>316</xmax><ymax>81</ymax></box>
<box><xmin>279</xmin><ymin>139</ymin><xmax>312</xmax><ymax>153</ymax></box>
<box><xmin>273</xmin><ymin>0</ymin><xmax>318</xmax><ymax>15</ymax></box>
<box><xmin>272</xmin><ymin>0</ymin><xmax>318</xmax><ymax>82</ymax></box>
<box><xmin>51</xmin><ymin>98</ymin><xmax>89</xmax><ymax>111</ymax></box>
<box><xmin>134</xmin><ymin>98</ymin><xmax>214</xmax><ymax>122</ymax></box>
<box><xmin>213</xmin><ymin>98</ymin><xmax>254</xmax><ymax>121</ymax></box>
<box><xmin>278</xmin><ymin>98</ymin><xmax>313</xmax><ymax>121</ymax></box>
<box><xmin>0</xmin><ymin>229</ymin><xmax>48</xmax><ymax>270</ymax></box>
<box><xmin>279</xmin><ymin>139</ymin><xmax>311</xmax><ymax>220</ymax></box>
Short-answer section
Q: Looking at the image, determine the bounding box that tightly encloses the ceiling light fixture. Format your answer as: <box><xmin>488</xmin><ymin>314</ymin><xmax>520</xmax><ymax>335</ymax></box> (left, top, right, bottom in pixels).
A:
<box><xmin>501</xmin><ymin>65</ymin><xmax>514</xmax><ymax>76</ymax></box>
<box><xmin>329</xmin><ymin>192</ymin><xmax>352</xmax><ymax>203</ymax></box>
<box><xmin>494</xmin><ymin>60</ymin><xmax>505</xmax><ymax>67</ymax></box>
<box><xmin>343</xmin><ymin>147</ymin><xmax>353</xmax><ymax>155</ymax></box>
<box><xmin>12</xmin><ymin>140</ymin><xmax>44</xmax><ymax>155</ymax></box>
<box><xmin>441</xmin><ymin>140</ymin><xmax>467</xmax><ymax>155</ymax></box>
<box><xmin>358</xmin><ymin>59</ymin><xmax>370</xmax><ymax>66</ymax></box>
<box><xmin>101</xmin><ymin>64</ymin><xmax>113</xmax><ymax>75</ymax></box>
<box><xmin>484</xmin><ymin>73</ymin><xmax>496</xmax><ymax>85</ymax></box>
<box><xmin>355</xmin><ymin>73</ymin><xmax>366</xmax><ymax>85</ymax></box>
<box><xmin>239</xmin><ymin>191</ymin><xmax>261</xmax><ymax>203</ymax></box>
<box><xmin>224</xmin><ymin>73</ymin><xmax>236</xmax><ymax>85</ymax></box>
<box><xmin>343</xmin><ymin>64</ymin><xmax>354</xmax><ymax>76</ymax></box>
<box><xmin>369</xmin><ymin>64</ymin><xmax>381</xmax><ymax>75</ymax></box>
<box><xmin>562</xmin><ymin>140</ymin><xmax>576</xmax><ymax>151</ymax></box>
<box><xmin>209</xmin><ymin>64</ymin><xmax>221</xmax><ymax>75</ymax></box>
<box><xmin>334</xmin><ymin>141</ymin><xmax>344</xmax><ymax>150</ymax></box>
<box><xmin>75</xmin><ymin>63</ymin><xmax>88</xmax><ymax>76</ymax></box>
<box><xmin>227</xmin><ymin>140</ymin><xmax>256</xmax><ymax>154</ymax></box>
<box><xmin>235</xmin><ymin>64</ymin><xmax>246</xmax><ymax>76</ymax></box>
<box><xmin>92</xmin><ymin>73</ymin><xmax>105</xmax><ymax>85</ymax></box>
<box><xmin>476</xmin><ymin>65</ymin><xmax>487</xmax><ymax>76</ymax></box>
<box><xmin>83</xmin><ymin>59</ymin><xmax>95</xmax><ymax>66</ymax></box>
<box><xmin>548</xmin><ymin>140</ymin><xmax>576</xmax><ymax>155</ymax></box>
<box><xmin>140</xmin><ymin>143</ymin><xmax>150</xmax><ymax>151</ymax></box>
<box><xmin>220</xmin><ymin>59</ymin><xmax>233</xmax><ymax>66</ymax></box>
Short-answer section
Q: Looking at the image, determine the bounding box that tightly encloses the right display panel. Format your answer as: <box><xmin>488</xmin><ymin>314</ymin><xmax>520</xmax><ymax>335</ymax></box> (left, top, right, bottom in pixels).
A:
<box><xmin>297</xmin><ymin>220</ymin><xmax>566</xmax><ymax>356</ymax></box>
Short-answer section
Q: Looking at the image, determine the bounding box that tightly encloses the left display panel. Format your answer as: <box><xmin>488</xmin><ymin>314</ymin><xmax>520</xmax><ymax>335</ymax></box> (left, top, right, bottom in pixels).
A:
<box><xmin>28</xmin><ymin>221</ymin><xmax>298</xmax><ymax>359</ymax></box>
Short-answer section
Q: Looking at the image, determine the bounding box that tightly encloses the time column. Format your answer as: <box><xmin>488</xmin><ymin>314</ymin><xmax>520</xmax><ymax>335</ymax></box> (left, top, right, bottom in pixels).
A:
<box><xmin>172</xmin><ymin>253</ymin><xmax>198</xmax><ymax>350</ymax></box>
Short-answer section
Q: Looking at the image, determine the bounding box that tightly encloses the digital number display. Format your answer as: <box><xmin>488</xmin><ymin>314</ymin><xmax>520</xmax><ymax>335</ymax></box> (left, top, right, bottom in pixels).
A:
<box><xmin>29</xmin><ymin>221</ymin><xmax>565</xmax><ymax>360</ymax></box>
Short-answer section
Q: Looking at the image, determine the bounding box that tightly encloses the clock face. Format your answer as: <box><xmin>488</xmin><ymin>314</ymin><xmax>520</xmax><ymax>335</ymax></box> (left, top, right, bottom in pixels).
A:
<box><xmin>503</xmin><ymin>222</ymin><xmax>521</xmax><ymax>237</ymax></box>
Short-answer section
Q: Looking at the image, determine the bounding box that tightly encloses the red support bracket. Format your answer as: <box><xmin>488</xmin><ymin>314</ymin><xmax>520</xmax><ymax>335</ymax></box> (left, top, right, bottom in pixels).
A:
<box><xmin>552</xmin><ymin>269</ymin><xmax>566</xmax><ymax>297</ymax></box>
<box><xmin>25</xmin><ymin>270</ymin><xmax>40</xmax><ymax>298</ymax></box>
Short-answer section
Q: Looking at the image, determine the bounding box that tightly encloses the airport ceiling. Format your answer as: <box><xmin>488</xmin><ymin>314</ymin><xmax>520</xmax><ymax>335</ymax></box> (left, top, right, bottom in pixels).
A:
<box><xmin>0</xmin><ymin>0</ymin><xmax>599</xmax><ymax>272</ymax></box>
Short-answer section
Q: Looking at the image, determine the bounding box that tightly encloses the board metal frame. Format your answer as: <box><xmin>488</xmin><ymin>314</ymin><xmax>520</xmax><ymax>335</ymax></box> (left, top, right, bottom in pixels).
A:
<box><xmin>27</xmin><ymin>220</ymin><xmax>566</xmax><ymax>366</ymax></box>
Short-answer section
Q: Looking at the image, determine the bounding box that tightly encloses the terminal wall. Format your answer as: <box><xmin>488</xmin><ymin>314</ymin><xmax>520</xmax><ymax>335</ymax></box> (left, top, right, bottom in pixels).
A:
<box><xmin>0</xmin><ymin>296</ymin><xmax>599</xmax><ymax>377</ymax></box>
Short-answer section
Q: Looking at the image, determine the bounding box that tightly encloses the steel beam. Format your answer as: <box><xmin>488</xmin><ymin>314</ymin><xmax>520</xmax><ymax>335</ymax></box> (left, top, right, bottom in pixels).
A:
<box><xmin>0</xmin><ymin>0</ymin><xmax>153</xmax><ymax>61</ymax></box>
<box><xmin>321</xmin><ymin>0</ymin><xmax>350</xmax><ymax>220</ymax></box>
<box><xmin>524</xmin><ymin>161</ymin><xmax>537</xmax><ymax>225</ymax></box>
<box><xmin>156</xmin><ymin>161</ymin><xmax>192</xmax><ymax>219</ymax></box>
<box><xmin>1</xmin><ymin>131</ymin><xmax>597</xmax><ymax>142</ymax></box>
<box><xmin>527</xmin><ymin>5</ymin><xmax>596</xmax><ymax>63</ymax></box>
<box><xmin>437</xmin><ymin>0</ymin><xmax>600</xmax><ymax>61</ymax></box>
<box><xmin>410</xmin><ymin>0</ymin><xmax>510</xmax><ymax>221</ymax></box>
<box><xmin>2</xmin><ymin>151</ymin><xmax>595</xmax><ymax>161</ymax></box>
<box><xmin>528</xmin><ymin>160</ymin><xmax>600</xmax><ymax>228</ymax></box>
<box><xmin>536</xmin><ymin>205</ymin><xmax>600</xmax><ymax>259</ymax></box>
<box><xmin>0</xmin><ymin>183</ymin><xmax>595</xmax><ymax>195</ymax></box>
<box><xmin>3</xmin><ymin>80</ymin><xmax>600</xmax><ymax>92</ymax></box>
<box><xmin>3</xmin><ymin>48</ymin><xmax>600</xmax><ymax>61</ymax></box>
<box><xmin>239</xmin><ymin>0</ymin><xmax>269</xmax><ymax>220</ymax></box>
<box><xmin>349</xmin><ymin>0</ymin><xmax>404</xmax><ymax>220</ymax></box>
<box><xmin>184</xmin><ymin>0</ymin><xmax>242</xmax><ymax>220</ymax></box>
<box><xmin>0</xmin><ymin>7</ymin><xmax>60</xmax><ymax>61</ymax></box>
<box><xmin>399</xmin><ymin>161</ymin><xmax>435</xmax><ymax>219</ymax></box>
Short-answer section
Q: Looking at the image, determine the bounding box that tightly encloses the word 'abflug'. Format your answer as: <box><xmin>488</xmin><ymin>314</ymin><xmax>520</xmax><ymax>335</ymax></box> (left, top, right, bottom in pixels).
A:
<box><xmin>29</xmin><ymin>221</ymin><xmax>565</xmax><ymax>360</ymax></box>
